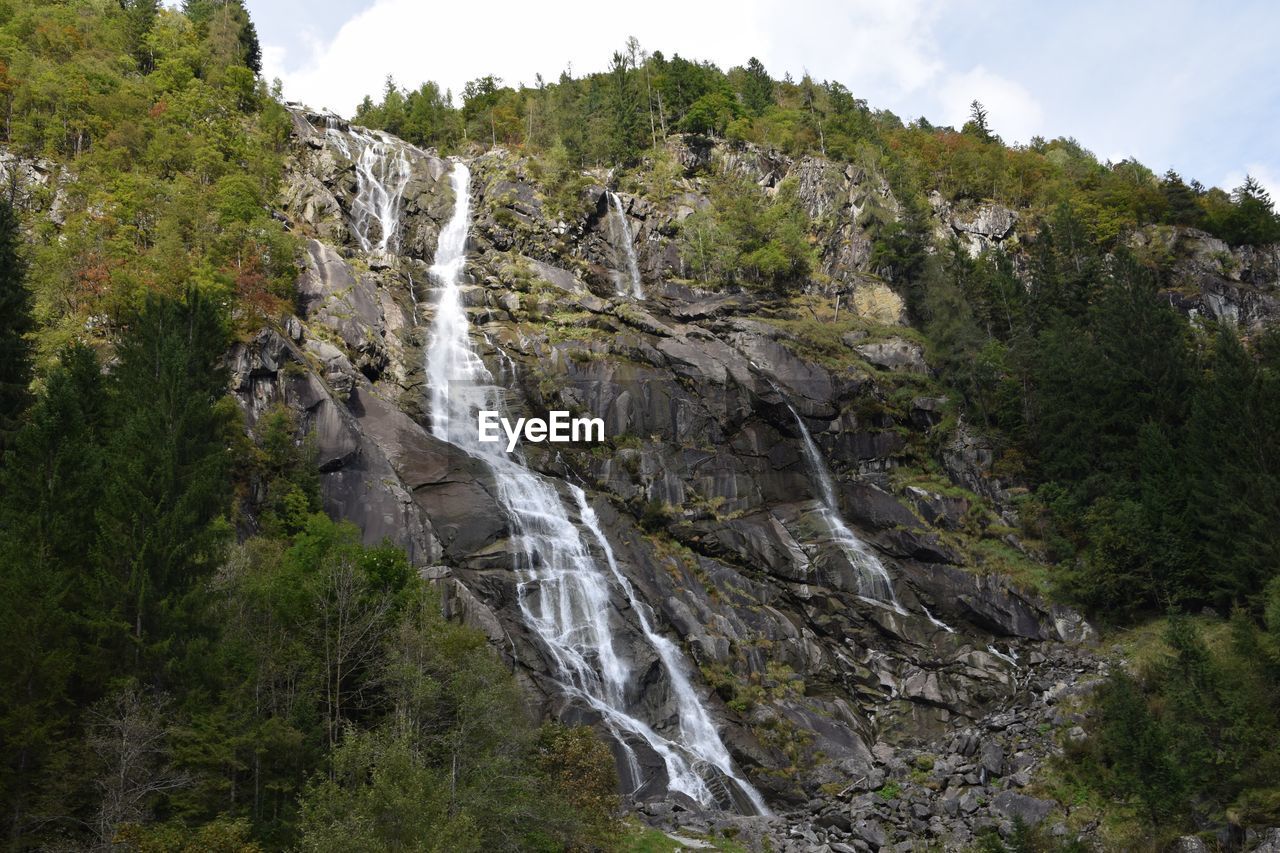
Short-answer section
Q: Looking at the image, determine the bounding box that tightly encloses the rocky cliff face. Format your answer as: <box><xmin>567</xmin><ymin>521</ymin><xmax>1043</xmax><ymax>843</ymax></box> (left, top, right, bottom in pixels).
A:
<box><xmin>229</xmin><ymin>109</ymin><xmax>1115</xmax><ymax>848</ymax></box>
<box><xmin>1133</xmin><ymin>224</ymin><xmax>1280</xmax><ymax>332</ymax></box>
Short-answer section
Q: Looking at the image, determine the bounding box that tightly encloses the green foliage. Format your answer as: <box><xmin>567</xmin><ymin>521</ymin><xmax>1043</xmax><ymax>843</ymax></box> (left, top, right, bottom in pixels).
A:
<box><xmin>347</xmin><ymin>36</ymin><xmax>1276</xmax><ymax>253</ymax></box>
<box><xmin>0</xmin><ymin>343</ymin><xmax>107</xmax><ymax>835</ymax></box>
<box><xmin>296</xmin><ymin>591</ymin><xmax>618</xmax><ymax>853</ymax></box>
<box><xmin>355</xmin><ymin>76</ymin><xmax>462</xmax><ymax>151</ymax></box>
<box><xmin>737</xmin><ymin>57</ymin><xmax>773</xmax><ymax>116</ymax></box>
<box><xmin>1075</xmin><ymin>613</ymin><xmax>1280</xmax><ymax>834</ymax></box>
<box><xmin>4</xmin><ymin>7</ymin><xmax>1280</xmax><ymax>848</ymax></box>
<box><xmin>0</xmin><ymin>196</ymin><xmax>32</xmax><ymax>451</ymax></box>
<box><xmin>4</xmin><ymin>0</ymin><xmax>298</xmax><ymax>357</ymax></box>
<box><xmin>962</xmin><ymin>100</ymin><xmax>992</xmax><ymax>142</ymax></box>
<box><xmin>250</xmin><ymin>405</ymin><xmax>321</xmax><ymax>537</ymax></box>
<box><xmin>680</xmin><ymin>91</ymin><xmax>741</xmax><ymax>136</ymax></box>
<box><xmin>876</xmin><ymin>780</ymin><xmax>902</xmax><ymax>800</ymax></box>
<box><xmin>115</xmin><ymin>816</ymin><xmax>263</xmax><ymax>852</ymax></box>
<box><xmin>1215</xmin><ymin>176</ymin><xmax>1280</xmax><ymax>247</ymax></box>
<box><xmin>92</xmin><ymin>289</ymin><xmax>235</xmax><ymax>672</ymax></box>
<box><xmin>679</xmin><ymin>173</ymin><xmax>815</xmax><ymax>291</ymax></box>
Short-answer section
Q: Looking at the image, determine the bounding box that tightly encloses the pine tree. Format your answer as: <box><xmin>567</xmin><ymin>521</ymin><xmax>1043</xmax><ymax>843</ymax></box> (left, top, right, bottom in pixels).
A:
<box><xmin>0</xmin><ymin>196</ymin><xmax>32</xmax><ymax>456</ymax></box>
<box><xmin>1096</xmin><ymin>669</ymin><xmax>1185</xmax><ymax>823</ymax></box>
<box><xmin>1223</xmin><ymin>175</ymin><xmax>1280</xmax><ymax>246</ymax></box>
<box><xmin>1027</xmin><ymin>204</ymin><xmax>1101</xmax><ymax>328</ymax></box>
<box><xmin>1160</xmin><ymin>169</ymin><xmax>1204</xmax><ymax>228</ymax></box>
<box><xmin>741</xmin><ymin>57</ymin><xmax>773</xmax><ymax>116</ymax></box>
<box><xmin>123</xmin><ymin>0</ymin><xmax>161</xmax><ymax>72</ymax></box>
<box><xmin>184</xmin><ymin>0</ymin><xmax>261</xmax><ymax>74</ymax></box>
<box><xmin>1183</xmin><ymin>326</ymin><xmax>1275</xmax><ymax>609</ymax></box>
<box><xmin>963</xmin><ymin>99</ymin><xmax>991</xmax><ymax>141</ymax></box>
<box><xmin>607</xmin><ymin>51</ymin><xmax>643</xmax><ymax>162</ymax></box>
<box><xmin>0</xmin><ymin>345</ymin><xmax>108</xmax><ymax>837</ymax></box>
<box><xmin>92</xmin><ymin>290</ymin><xmax>235</xmax><ymax>674</ymax></box>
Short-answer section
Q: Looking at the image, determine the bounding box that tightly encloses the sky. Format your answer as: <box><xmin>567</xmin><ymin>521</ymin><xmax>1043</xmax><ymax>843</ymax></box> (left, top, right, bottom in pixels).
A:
<box><xmin>247</xmin><ymin>0</ymin><xmax>1280</xmax><ymax>198</ymax></box>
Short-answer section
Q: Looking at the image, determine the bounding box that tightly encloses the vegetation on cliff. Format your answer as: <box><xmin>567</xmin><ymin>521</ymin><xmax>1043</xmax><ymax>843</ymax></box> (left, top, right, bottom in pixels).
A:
<box><xmin>1</xmin><ymin>0</ymin><xmax>1280</xmax><ymax>848</ymax></box>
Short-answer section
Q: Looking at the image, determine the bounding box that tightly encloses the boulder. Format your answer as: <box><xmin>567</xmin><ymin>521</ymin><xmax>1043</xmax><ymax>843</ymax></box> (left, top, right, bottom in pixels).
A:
<box><xmin>854</xmin><ymin>338</ymin><xmax>927</xmax><ymax>374</ymax></box>
<box><xmin>988</xmin><ymin>790</ymin><xmax>1053</xmax><ymax>827</ymax></box>
<box><xmin>1251</xmin><ymin>828</ymin><xmax>1280</xmax><ymax>853</ymax></box>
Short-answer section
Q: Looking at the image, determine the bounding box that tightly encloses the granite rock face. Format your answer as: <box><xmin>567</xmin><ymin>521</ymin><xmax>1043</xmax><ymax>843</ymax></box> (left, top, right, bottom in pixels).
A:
<box><xmin>1133</xmin><ymin>224</ymin><xmax>1280</xmax><ymax>330</ymax></box>
<box><xmin>225</xmin><ymin>109</ymin><xmax>1122</xmax><ymax>847</ymax></box>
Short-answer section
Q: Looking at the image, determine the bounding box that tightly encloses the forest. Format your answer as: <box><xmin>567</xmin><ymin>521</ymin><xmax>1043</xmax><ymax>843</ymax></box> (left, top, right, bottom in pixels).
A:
<box><xmin>1</xmin><ymin>0</ymin><xmax>1279</xmax><ymax>850</ymax></box>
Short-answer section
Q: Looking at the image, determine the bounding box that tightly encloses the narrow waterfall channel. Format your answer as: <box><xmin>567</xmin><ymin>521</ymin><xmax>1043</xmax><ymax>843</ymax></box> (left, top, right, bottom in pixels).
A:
<box><xmin>607</xmin><ymin>191</ymin><xmax>644</xmax><ymax>298</ymax></box>
<box><xmin>420</xmin><ymin>162</ymin><xmax>766</xmax><ymax>813</ymax></box>
<box><xmin>782</xmin><ymin>402</ymin><xmax>904</xmax><ymax>611</ymax></box>
<box><xmin>324</xmin><ymin>119</ymin><xmax>413</xmax><ymax>253</ymax></box>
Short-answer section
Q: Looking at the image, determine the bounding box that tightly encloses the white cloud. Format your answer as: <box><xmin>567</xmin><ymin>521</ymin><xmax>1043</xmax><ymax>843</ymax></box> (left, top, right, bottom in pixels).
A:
<box><xmin>762</xmin><ymin>0</ymin><xmax>945</xmax><ymax>96</ymax></box>
<box><xmin>262</xmin><ymin>0</ymin><xmax>971</xmax><ymax>120</ymax></box>
<box><xmin>264</xmin><ymin>0</ymin><xmax>773</xmax><ymax>115</ymax></box>
<box><xmin>255</xmin><ymin>0</ymin><xmax>1273</xmax><ymax>199</ymax></box>
<box><xmin>260</xmin><ymin>42</ymin><xmax>288</xmax><ymax>83</ymax></box>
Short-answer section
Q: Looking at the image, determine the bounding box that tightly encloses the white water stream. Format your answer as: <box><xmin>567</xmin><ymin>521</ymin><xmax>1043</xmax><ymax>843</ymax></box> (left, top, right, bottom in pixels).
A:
<box><xmin>607</xmin><ymin>191</ymin><xmax>644</xmax><ymax>298</ymax></box>
<box><xmin>325</xmin><ymin>119</ymin><xmax>413</xmax><ymax>253</ymax></box>
<box><xmin>422</xmin><ymin>162</ymin><xmax>764</xmax><ymax>813</ymax></box>
<box><xmin>783</xmin><ymin>402</ymin><xmax>904</xmax><ymax>611</ymax></box>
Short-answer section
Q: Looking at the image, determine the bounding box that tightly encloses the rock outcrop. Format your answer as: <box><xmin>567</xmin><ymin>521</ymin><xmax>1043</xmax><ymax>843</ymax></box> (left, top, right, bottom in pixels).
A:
<box><xmin>230</xmin><ymin>109</ymin><xmax>1110</xmax><ymax>848</ymax></box>
<box><xmin>1135</xmin><ymin>224</ymin><xmax>1280</xmax><ymax>331</ymax></box>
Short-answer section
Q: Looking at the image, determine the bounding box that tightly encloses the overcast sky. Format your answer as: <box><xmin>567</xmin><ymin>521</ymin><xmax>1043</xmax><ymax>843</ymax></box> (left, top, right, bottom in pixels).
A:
<box><xmin>248</xmin><ymin>0</ymin><xmax>1280</xmax><ymax>198</ymax></box>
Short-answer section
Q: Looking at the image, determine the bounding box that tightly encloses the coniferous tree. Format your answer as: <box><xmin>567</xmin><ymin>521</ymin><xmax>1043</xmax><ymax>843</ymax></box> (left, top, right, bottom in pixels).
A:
<box><xmin>92</xmin><ymin>290</ymin><xmax>235</xmax><ymax>677</ymax></box>
<box><xmin>123</xmin><ymin>0</ymin><xmax>161</xmax><ymax>72</ymax></box>
<box><xmin>1095</xmin><ymin>669</ymin><xmax>1186</xmax><ymax>823</ymax></box>
<box><xmin>741</xmin><ymin>57</ymin><xmax>773</xmax><ymax>115</ymax></box>
<box><xmin>184</xmin><ymin>0</ymin><xmax>262</xmax><ymax>74</ymax></box>
<box><xmin>963</xmin><ymin>99</ymin><xmax>991</xmax><ymax>141</ymax></box>
<box><xmin>1183</xmin><ymin>326</ymin><xmax>1279</xmax><ymax>609</ymax></box>
<box><xmin>607</xmin><ymin>50</ymin><xmax>644</xmax><ymax>162</ymax></box>
<box><xmin>922</xmin><ymin>240</ymin><xmax>986</xmax><ymax>408</ymax></box>
<box><xmin>0</xmin><ymin>345</ymin><xmax>108</xmax><ymax>838</ymax></box>
<box><xmin>1160</xmin><ymin>169</ymin><xmax>1204</xmax><ymax>228</ymax></box>
<box><xmin>0</xmin><ymin>197</ymin><xmax>32</xmax><ymax>455</ymax></box>
<box><xmin>1222</xmin><ymin>175</ymin><xmax>1280</xmax><ymax>246</ymax></box>
<box><xmin>1027</xmin><ymin>204</ymin><xmax>1101</xmax><ymax>329</ymax></box>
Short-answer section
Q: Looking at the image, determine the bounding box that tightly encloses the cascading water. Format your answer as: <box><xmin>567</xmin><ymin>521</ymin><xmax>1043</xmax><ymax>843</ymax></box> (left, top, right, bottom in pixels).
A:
<box><xmin>424</xmin><ymin>162</ymin><xmax>766</xmax><ymax>813</ymax></box>
<box><xmin>324</xmin><ymin>119</ymin><xmax>413</xmax><ymax>253</ymax></box>
<box><xmin>607</xmin><ymin>191</ymin><xmax>644</xmax><ymax>298</ymax></box>
<box><xmin>923</xmin><ymin>605</ymin><xmax>956</xmax><ymax>633</ymax></box>
<box><xmin>575</xmin><ymin>489</ymin><xmax>768</xmax><ymax>814</ymax></box>
<box><xmin>783</xmin><ymin>402</ymin><xmax>903</xmax><ymax>611</ymax></box>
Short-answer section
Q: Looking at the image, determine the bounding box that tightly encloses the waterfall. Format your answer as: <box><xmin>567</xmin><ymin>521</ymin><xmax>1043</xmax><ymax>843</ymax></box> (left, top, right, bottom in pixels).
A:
<box><xmin>575</xmin><ymin>488</ymin><xmax>769</xmax><ymax>815</ymax></box>
<box><xmin>324</xmin><ymin>120</ymin><xmax>412</xmax><ymax>253</ymax></box>
<box><xmin>783</xmin><ymin>402</ymin><xmax>903</xmax><ymax>611</ymax></box>
<box><xmin>987</xmin><ymin>644</ymin><xmax>1019</xmax><ymax>669</ymax></box>
<box><xmin>424</xmin><ymin>162</ymin><xmax>766</xmax><ymax>813</ymax></box>
<box><xmin>922</xmin><ymin>604</ymin><xmax>956</xmax><ymax>633</ymax></box>
<box><xmin>607</xmin><ymin>191</ymin><xmax>644</xmax><ymax>298</ymax></box>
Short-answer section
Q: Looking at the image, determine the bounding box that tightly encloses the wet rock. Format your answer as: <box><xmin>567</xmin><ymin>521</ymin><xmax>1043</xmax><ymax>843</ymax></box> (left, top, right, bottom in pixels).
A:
<box><xmin>229</xmin><ymin>330</ymin><xmax>437</xmax><ymax>564</ymax></box>
<box><xmin>259</xmin><ymin>109</ymin><xmax>1111</xmax><ymax>850</ymax></box>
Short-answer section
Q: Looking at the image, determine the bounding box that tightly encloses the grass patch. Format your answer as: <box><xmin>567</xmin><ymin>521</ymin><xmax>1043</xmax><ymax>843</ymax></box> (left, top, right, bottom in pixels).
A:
<box><xmin>964</xmin><ymin>537</ymin><xmax>1052</xmax><ymax>597</ymax></box>
<box><xmin>877</xmin><ymin>780</ymin><xmax>902</xmax><ymax>800</ymax></box>
<box><xmin>1104</xmin><ymin>614</ymin><xmax>1234</xmax><ymax>681</ymax></box>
